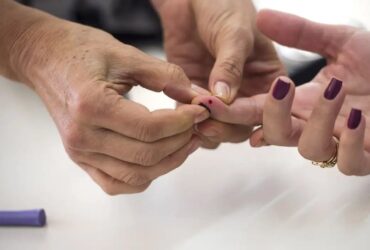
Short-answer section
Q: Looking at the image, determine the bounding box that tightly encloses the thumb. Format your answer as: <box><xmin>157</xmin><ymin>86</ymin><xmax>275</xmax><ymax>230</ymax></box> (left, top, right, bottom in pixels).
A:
<box><xmin>209</xmin><ymin>40</ymin><xmax>252</xmax><ymax>104</ymax></box>
<box><xmin>256</xmin><ymin>9</ymin><xmax>357</xmax><ymax>58</ymax></box>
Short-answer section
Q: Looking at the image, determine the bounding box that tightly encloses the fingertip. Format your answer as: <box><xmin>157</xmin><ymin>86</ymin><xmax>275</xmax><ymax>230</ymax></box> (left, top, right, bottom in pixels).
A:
<box><xmin>347</xmin><ymin>108</ymin><xmax>363</xmax><ymax>130</ymax></box>
<box><xmin>267</xmin><ymin>76</ymin><xmax>295</xmax><ymax>104</ymax></box>
<box><xmin>176</xmin><ymin>103</ymin><xmax>210</xmax><ymax>124</ymax></box>
<box><xmin>337</xmin><ymin>108</ymin><xmax>366</xmax><ymax>175</ymax></box>
<box><xmin>249</xmin><ymin>128</ymin><xmax>265</xmax><ymax>147</ymax></box>
<box><xmin>211</xmin><ymin>81</ymin><xmax>232</xmax><ymax>104</ymax></box>
<box><xmin>192</xmin><ymin>95</ymin><xmax>229</xmax><ymax>117</ymax></box>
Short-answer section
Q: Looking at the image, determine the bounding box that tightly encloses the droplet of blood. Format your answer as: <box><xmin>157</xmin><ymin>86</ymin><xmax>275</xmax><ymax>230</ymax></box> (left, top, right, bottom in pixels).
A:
<box><xmin>208</xmin><ymin>100</ymin><xmax>213</xmax><ymax>105</ymax></box>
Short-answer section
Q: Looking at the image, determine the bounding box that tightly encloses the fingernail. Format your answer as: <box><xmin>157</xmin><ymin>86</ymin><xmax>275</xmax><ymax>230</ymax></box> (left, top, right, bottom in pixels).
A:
<box><xmin>348</xmin><ymin>108</ymin><xmax>362</xmax><ymax>129</ymax></box>
<box><xmin>213</xmin><ymin>81</ymin><xmax>230</xmax><ymax>102</ymax></box>
<box><xmin>198</xmin><ymin>103</ymin><xmax>211</xmax><ymax>114</ymax></box>
<box><xmin>324</xmin><ymin>78</ymin><xmax>343</xmax><ymax>100</ymax></box>
<box><xmin>272</xmin><ymin>78</ymin><xmax>290</xmax><ymax>100</ymax></box>
<box><xmin>195</xmin><ymin>108</ymin><xmax>210</xmax><ymax>123</ymax></box>
<box><xmin>188</xmin><ymin>138</ymin><xmax>201</xmax><ymax>155</ymax></box>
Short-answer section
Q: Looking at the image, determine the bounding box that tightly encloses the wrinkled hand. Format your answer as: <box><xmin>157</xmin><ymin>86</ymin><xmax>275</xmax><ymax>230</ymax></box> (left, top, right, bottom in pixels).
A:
<box><xmin>12</xmin><ymin>18</ymin><xmax>209</xmax><ymax>194</ymax></box>
<box><xmin>152</xmin><ymin>0</ymin><xmax>285</xmax><ymax>148</ymax></box>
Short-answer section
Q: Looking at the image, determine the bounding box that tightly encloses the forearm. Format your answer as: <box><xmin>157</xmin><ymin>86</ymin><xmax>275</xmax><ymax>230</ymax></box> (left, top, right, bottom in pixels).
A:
<box><xmin>0</xmin><ymin>0</ymin><xmax>57</xmax><ymax>86</ymax></box>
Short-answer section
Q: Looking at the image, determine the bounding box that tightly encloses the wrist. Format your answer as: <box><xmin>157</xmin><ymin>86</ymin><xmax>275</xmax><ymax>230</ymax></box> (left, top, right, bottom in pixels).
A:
<box><xmin>3</xmin><ymin>2</ymin><xmax>64</xmax><ymax>89</ymax></box>
<box><xmin>9</xmin><ymin>17</ymin><xmax>65</xmax><ymax>88</ymax></box>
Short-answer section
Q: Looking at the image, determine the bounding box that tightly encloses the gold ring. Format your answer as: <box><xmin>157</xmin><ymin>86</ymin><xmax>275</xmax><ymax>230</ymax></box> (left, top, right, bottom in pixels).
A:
<box><xmin>312</xmin><ymin>137</ymin><xmax>339</xmax><ymax>168</ymax></box>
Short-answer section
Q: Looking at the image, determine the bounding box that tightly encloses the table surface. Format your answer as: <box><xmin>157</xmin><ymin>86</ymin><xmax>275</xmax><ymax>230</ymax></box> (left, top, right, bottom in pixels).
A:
<box><xmin>2</xmin><ymin>1</ymin><xmax>370</xmax><ymax>249</ymax></box>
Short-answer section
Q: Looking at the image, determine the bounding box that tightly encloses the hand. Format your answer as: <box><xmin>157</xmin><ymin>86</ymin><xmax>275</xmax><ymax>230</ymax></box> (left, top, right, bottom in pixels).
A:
<box><xmin>250</xmin><ymin>10</ymin><xmax>370</xmax><ymax>176</ymax></box>
<box><xmin>11</xmin><ymin>16</ymin><xmax>209</xmax><ymax>194</ymax></box>
<box><xmin>152</xmin><ymin>0</ymin><xmax>285</xmax><ymax>148</ymax></box>
<box><xmin>198</xmin><ymin>9</ymin><xmax>370</xmax><ymax>176</ymax></box>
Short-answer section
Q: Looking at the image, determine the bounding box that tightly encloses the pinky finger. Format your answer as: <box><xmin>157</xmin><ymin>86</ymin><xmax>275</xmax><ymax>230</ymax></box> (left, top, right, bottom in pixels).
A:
<box><xmin>81</xmin><ymin>164</ymin><xmax>151</xmax><ymax>195</ymax></box>
<box><xmin>337</xmin><ymin>109</ymin><xmax>370</xmax><ymax>176</ymax></box>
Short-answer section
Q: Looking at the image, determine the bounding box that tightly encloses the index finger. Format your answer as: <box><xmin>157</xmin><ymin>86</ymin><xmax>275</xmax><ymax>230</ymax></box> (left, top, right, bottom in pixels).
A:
<box><xmin>96</xmin><ymin>97</ymin><xmax>209</xmax><ymax>142</ymax></box>
<box><xmin>191</xmin><ymin>94</ymin><xmax>266</xmax><ymax>126</ymax></box>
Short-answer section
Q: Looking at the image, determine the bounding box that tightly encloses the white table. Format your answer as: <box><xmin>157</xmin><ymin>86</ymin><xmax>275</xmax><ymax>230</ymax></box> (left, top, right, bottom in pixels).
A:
<box><xmin>2</xmin><ymin>1</ymin><xmax>370</xmax><ymax>249</ymax></box>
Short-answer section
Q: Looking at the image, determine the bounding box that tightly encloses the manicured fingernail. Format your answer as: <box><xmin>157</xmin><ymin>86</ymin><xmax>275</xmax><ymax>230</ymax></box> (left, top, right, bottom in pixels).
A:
<box><xmin>348</xmin><ymin>108</ymin><xmax>362</xmax><ymax>129</ymax></box>
<box><xmin>213</xmin><ymin>81</ymin><xmax>230</xmax><ymax>102</ymax></box>
<box><xmin>195</xmin><ymin>108</ymin><xmax>210</xmax><ymax>123</ymax></box>
<box><xmin>324</xmin><ymin>78</ymin><xmax>342</xmax><ymax>100</ymax></box>
<box><xmin>188</xmin><ymin>138</ymin><xmax>201</xmax><ymax>155</ymax></box>
<box><xmin>272</xmin><ymin>79</ymin><xmax>290</xmax><ymax>100</ymax></box>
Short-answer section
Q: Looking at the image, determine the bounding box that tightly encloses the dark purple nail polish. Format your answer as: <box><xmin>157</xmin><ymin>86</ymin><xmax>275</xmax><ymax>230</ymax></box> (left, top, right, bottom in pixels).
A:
<box><xmin>324</xmin><ymin>78</ymin><xmax>343</xmax><ymax>100</ymax></box>
<box><xmin>272</xmin><ymin>79</ymin><xmax>290</xmax><ymax>100</ymax></box>
<box><xmin>348</xmin><ymin>108</ymin><xmax>362</xmax><ymax>129</ymax></box>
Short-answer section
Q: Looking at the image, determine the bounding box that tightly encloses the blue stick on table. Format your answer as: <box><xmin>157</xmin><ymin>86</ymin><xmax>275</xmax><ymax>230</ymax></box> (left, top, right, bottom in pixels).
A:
<box><xmin>0</xmin><ymin>209</ymin><xmax>46</xmax><ymax>227</ymax></box>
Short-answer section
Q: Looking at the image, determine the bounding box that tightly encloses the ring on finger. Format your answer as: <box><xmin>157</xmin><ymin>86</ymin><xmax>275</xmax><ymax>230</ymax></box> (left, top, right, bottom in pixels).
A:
<box><xmin>311</xmin><ymin>136</ymin><xmax>339</xmax><ymax>168</ymax></box>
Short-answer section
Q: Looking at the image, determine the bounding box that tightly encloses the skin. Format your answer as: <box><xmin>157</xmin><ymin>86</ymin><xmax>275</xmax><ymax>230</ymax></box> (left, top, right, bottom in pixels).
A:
<box><xmin>1</xmin><ymin>1</ymin><xmax>211</xmax><ymax>195</ymax></box>
<box><xmin>195</xmin><ymin>10</ymin><xmax>370</xmax><ymax>176</ymax></box>
<box><xmin>152</xmin><ymin>0</ymin><xmax>286</xmax><ymax>148</ymax></box>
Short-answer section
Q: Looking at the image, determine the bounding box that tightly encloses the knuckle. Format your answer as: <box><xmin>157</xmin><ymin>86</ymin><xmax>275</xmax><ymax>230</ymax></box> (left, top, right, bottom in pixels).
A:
<box><xmin>338</xmin><ymin>165</ymin><xmax>356</xmax><ymax>176</ymax></box>
<box><xmin>264</xmin><ymin>131</ymin><xmax>290</xmax><ymax>146</ymax></box>
<box><xmin>134</xmin><ymin>148</ymin><xmax>161</xmax><ymax>166</ymax></box>
<box><xmin>65</xmin><ymin>148</ymin><xmax>83</xmax><ymax>162</ymax></box>
<box><xmin>100</xmin><ymin>182</ymin><xmax>120</xmax><ymax>196</ymax></box>
<box><xmin>71</xmin><ymin>96</ymin><xmax>93</xmax><ymax>121</ymax></box>
<box><xmin>135</xmin><ymin>118</ymin><xmax>162</xmax><ymax>142</ymax></box>
<box><xmin>218</xmin><ymin>58</ymin><xmax>242</xmax><ymax>80</ymax></box>
<box><xmin>63</xmin><ymin>123</ymin><xmax>88</xmax><ymax>150</ymax></box>
<box><xmin>298</xmin><ymin>139</ymin><xmax>334</xmax><ymax>162</ymax></box>
<box><xmin>134</xmin><ymin>182</ymin><xmax>151</xmax><ymax>193</ymax></box>
<box><xmin>119</xmin><ymin>170</ymin><xmax>150</xmax><ymax>186</ymax></box>
<box><xmin>298</xmin><ymin>144</ymin><xmax>317</xmax><ymax>160</ymax></box>
<box><xmin>337</xmin><ymin>161</ymin><xmax>363</xmax><ymax>176</ymax></box>
<box><xmin>166</xmin><ymin>63</ymin><xmax>186</xmax><ymax>82</ymax></box>
<box><xmin>69</xmin><ymin>89</ymin><xmax>102</xmax><ymax>122</ymax></box>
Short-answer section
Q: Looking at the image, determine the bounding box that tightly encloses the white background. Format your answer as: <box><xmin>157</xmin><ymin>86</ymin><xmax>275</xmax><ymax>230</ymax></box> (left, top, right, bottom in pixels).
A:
<box><xmin>1</xmin><ymin>1</ymin><xmax>370</xmax><ymax>249</ymax></box>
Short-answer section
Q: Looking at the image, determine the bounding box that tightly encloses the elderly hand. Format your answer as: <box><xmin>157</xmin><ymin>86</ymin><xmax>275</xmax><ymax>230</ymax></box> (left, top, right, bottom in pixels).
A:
<box><xmin>9</xmin><ymin>7</ymin><xmax>209</xmax><ymax>194</ymax></box>
<box><xmin>194</xmin><ymin>10</ymin><xmax>370</xmax><ymax>176</ymax></box>
<box><xmin>152</xmin><ymin>0</ymin><xmax>285</xmax><ymax>148</ymax></box>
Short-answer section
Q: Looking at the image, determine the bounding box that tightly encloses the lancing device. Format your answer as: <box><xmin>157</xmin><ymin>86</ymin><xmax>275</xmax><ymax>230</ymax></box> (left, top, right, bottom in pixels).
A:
<box><xmin>0</xmin><ymin>209</ymin><xmax>46</xmax><ymax>227</ymax></box>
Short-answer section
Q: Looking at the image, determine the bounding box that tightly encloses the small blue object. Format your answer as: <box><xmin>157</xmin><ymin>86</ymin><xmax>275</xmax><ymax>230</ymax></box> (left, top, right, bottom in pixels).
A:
<box><xmin>0</xmin><ymin>209</ymin><xmax>46</xmax><ymax>227</ymax></box>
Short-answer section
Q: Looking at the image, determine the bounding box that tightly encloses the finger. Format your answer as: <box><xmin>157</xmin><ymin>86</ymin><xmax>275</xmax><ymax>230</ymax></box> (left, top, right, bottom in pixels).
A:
<box><xmin>194</xmin><ymin>132</ymin><xmax>221</xmax><ymax>149</ymax></box>
<box><xmin>81</xmin><ymin>136</ymin><xmax>201</xmax><ymax>186</ymax></box>
<box><xmin>93</xmin><ymin>129</ymin><xmax>193</xmax><ymax>167</ymax></box>
<box><xmin>338</xmin><ymin>109</ymin><xmax>370</xmax><ymax>176</ymax></box>
<box><xmin>209</xmin><ymin>45</ymin><xmax>250</xmax><ymax>104</ymax></box>
<box><xmin>192</xmin><ymin>94</ymin><xmax>266</xmax><ymax>126</ymax></box>
<box><xmin>250</xmin><ymin>127</ymin><xmax>270</xmax><ymax>147</ymax></box>
<box><xmin>256</xmin><ymin>9</ymin><xmax>357</xmax><ymax>58</ymax></box>
<box><xmin>298</xmin><ymin>78</ymin><xmax>345</xmax><ymax>162</ymax></box>
<box><xmin>263</xmin><ymin>77</ymin><xmax>305</xmax><ymax>146</ymax></box>
<box><xmin>80</xmin><ymin>164</ymin><xmax>150</xmax><ymax>195</ymax></box>
<box><xmin>109</xmin><ymin>46</ymin><xmax>199</xmax><ymax>103</ymax></box>
<box><xmin>95</xmin><ymin>96</ymin><xmax>209</xmax><ymax>142</ymax></box>
<box><xmin>195</xmin><ymin>119</ymin><xmax>253</xmax><ymax>143</ymax></box>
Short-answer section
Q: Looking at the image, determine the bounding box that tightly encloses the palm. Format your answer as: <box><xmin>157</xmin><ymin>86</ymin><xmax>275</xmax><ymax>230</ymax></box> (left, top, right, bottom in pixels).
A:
<box><xmin>291</xmin><ymin>31</ymin><xmax>370</xmax><ymax>150</ymax></box>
